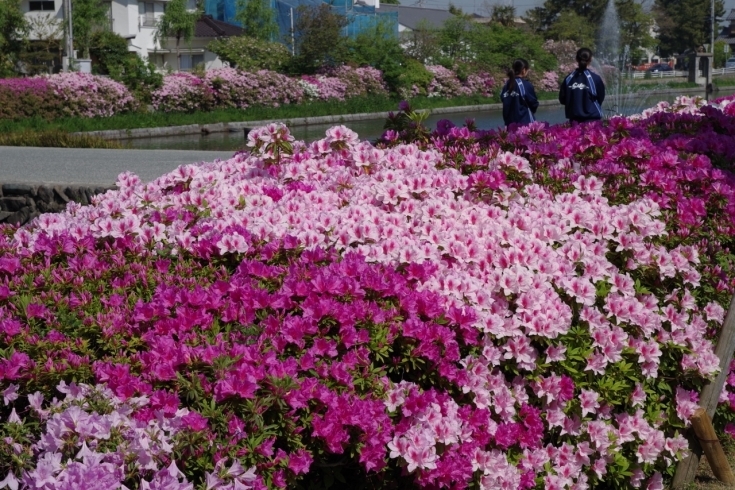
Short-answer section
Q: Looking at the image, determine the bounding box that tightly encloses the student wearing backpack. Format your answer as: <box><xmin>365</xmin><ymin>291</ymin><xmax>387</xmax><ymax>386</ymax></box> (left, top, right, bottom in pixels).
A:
<box><xmin>559</xmin><ymin>48</ymin><xmax>606</xmax><ymax>123</ymax></box>
<box><xmin>501</xmin><ymin>58</ymin><xmax>539</xmax><ymax>127</ymax></box>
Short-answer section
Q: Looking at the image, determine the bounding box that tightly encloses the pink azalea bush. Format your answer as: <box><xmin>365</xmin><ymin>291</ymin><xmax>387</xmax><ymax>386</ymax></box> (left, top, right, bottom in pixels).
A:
<box><xmin>1</xmin><ymin>95</ymin><xmax>735</xmax><ymax>489</ymax></box>
<box><xmin>44</xmin><ymin>72</ymin><xmax>137</xmax><ymax>118</ymax></box>
<box><xmin>0</xmin><ymin>74</ymin><xmax>135</xmax><ymax>120</ymax></box>
<box><xmin>544</xmin><ymin>39</ymin><xmax>579</xmax><ymax>76</ymax></box>
<box><xmin>329</xmin><ymin>65</ymin><xmax>388</xmax><ymax>97</ymax></box>
<box><xmin>537</xmin><ymin>71</ymin><xmax>559</xmax><ymax>92</ymax></box>
<box><xmin>298</xmin><ymin>75</ymin><xmax>348</xmax><ymax>101</ymax></box>
<box><xmin>425</xmin><ymin>65</ymin><xmax>472</xmax><ymax>97</ymax></box>
<box><xmin>205</xmin><ymin>68</ymin><xmax>304</xmax><ymax>109</ymax></box>
<box><xmin>463</xmin><ymin>72</ymin><xmax>495</xmax><ymax>97</ymax></box>
<box><xmin>151</xmin><ymin>72</ymin><xmax>215</xmax><ymax>113</ymax></box>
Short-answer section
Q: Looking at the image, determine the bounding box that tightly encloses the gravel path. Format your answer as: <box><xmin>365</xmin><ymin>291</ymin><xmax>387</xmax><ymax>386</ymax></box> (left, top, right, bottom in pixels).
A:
<box><xmin>0</xmin><ymin>147</ymin><xmax>235</xmax><ymax>186</ymax></box>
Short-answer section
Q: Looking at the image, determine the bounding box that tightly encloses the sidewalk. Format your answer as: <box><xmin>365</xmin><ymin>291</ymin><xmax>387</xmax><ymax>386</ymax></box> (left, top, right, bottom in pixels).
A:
<box><xmin>0</xmin><ymin>147</ymin><xmax>234</xmax><ymax>186</ymax></box>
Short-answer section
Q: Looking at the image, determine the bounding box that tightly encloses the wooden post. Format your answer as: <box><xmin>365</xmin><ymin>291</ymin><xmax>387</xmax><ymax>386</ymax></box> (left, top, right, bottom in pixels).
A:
<box><xmin>690</xmin><ymin>407</ymin><xmax>735</xmax><ymax>485</ymax></box>
<box><xmin>672</xmin><ymin>294</ymin><xmax>735</xmax><ymax>488</ymax></box>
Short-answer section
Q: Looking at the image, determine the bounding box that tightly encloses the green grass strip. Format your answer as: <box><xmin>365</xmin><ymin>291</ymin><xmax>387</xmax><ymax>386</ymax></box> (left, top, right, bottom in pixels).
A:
<box><xmin>0</xmin><ymin>94</ymin><xmax>495</xmax><ymax>134</ymax></box>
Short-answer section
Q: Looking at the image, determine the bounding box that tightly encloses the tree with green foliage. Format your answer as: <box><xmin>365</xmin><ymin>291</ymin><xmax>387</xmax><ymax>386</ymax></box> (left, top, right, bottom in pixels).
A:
<box><xmin>438</xmin><ymin>15</ymin><xmax>473</xmax><ymax>62</ymax></box>
<box><xmin>208</xmin><ymin>35</ymin><xmax>291</xmax><ymax>71</ymax></box>
<box><xmin>402</xmin><ymin>19</ymin><xmax>441</xmax><ymax>64</ymax></box>
<box><xmin>155</xmin><ymin>0</ymin><xmax>200</xmax><ymax>71</ymax></box>
<box><xmin>0</xmin><ymin>0</ymin><xmax>28</xmax><ymax>76</ymax></box>
<box><xmin>465</xmin><ymin>22</ymin><xmax>558</xmax><ymax>72</ymax></box>
<box><xmin>653</xmin><ymin>0</ymin><xmax>725</xmax><ymax>56</ymax></box>
<box><xmin>89</xmin><ymin>30</ymin><xmax>129</xmax><ymax>75</ymax></box>
<box><xmin>617</xmin><ymin>0</ymin><xmax>655</xmax><ymax>54</ymax></box>
<box><xmin>546</xmin><ymin>10</ymin><xmax>596</xmax><ymax>48</ymax></box>
<box><xmin>110</xmin><ymin>54</ymin><xmax>163</xmax><ymax>103</ymax></box>
<box><xmin>235</xmin><ymin>0</ymin><xmax>278</xmax><ymax>41</ymax></box>
<box><xmin>290</xmin><ymin>4</ymin><xmax>348</xmax><ymax>74</ymax></box>
<box><xmin>485</xmin><ymin>3</ymin><xmax>516</xmax><ymax>27</ymax></box>
<box><xmin>522</xmin><ymin>7</ymin><xmax>546</xmax><ymax>33</ymax></box>
<box><xmin>346</xmin><ymin>18</ymin><xmax>406</xmax><ymax>90</ymax></box>
<box><xmin>72</xmin><ymin>0</ymin><xmax>111</xmax><ymax>59</ymax></box>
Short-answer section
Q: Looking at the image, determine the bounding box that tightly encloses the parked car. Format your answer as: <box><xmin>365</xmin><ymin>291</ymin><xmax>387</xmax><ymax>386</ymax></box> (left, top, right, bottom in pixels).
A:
<box><xmin>726</xmin><ymin>57</ymin><xmax>735</xmax><ymax>69</ymax></box>
<box><xmin>646</xmin><ymin>63</ymin><xmax>673</xmax><ymax>72</ymax></box>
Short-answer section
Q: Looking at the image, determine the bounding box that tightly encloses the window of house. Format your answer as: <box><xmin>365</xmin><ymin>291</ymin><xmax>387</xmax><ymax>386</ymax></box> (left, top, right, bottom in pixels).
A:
<box><xmin>29</xmin><ymin>1</ymin><xmax>55</xmax><ymax>10</ymax></box>
<box><xmin>140</xmin><ymin>2</ymin><xmax>155</xmax><ymax>26</ymax></box>
<box><xmin>180</xmin><ymin>54</ymin><xmax>204</xmax><ymax>71</ymax></box>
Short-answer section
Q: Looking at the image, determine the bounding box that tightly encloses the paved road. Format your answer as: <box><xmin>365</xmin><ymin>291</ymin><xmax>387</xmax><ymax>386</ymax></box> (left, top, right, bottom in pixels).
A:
<box><xmin>0</xmin><ymin>147</ymin><xmax>236</xmax><ymax>186</ymax></box>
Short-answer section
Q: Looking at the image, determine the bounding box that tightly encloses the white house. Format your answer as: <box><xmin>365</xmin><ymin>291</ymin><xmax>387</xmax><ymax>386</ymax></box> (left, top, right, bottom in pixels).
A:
<box><xmin>20</xmin><ymin>0</ymin><xmax>239</xmax><ymax>71</ymax></box>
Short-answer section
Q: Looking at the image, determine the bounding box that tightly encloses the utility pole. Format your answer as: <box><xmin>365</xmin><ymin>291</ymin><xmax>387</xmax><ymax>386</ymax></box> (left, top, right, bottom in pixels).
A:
<box><xmin>711</xmin><ymin>0</ymin><xmax>715</xmax><ymax>55</ymax></box>
<box><xmin>64</xmin><ymin>0</ymin><xmax>75</xmax><ymax>71</ymax></box>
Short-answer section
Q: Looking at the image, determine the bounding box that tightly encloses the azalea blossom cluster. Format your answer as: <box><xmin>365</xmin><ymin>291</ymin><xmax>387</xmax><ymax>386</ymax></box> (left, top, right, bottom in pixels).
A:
<box><xmin>204</xmin><ymin>68</ymin><xmax>304</xmax><ymax>109</ymax></box>
<box><xmin>43</xmin><ymin>72</ymin><xmax>137</xmax><ymax>118</ymax></box>
<box><xmin>298</xmin><ymin>75</ymin><xmax>349</xmax><ymax>101</ymax></box>
<box><xmin>0</xmin><ymin>74</ymin><xmax>136</xmax><ymax>120</ymax></box>
<box><xmin>324</xmin><ymin>65</ymin><xmax>388</xmax><ymax>98</ymax></box>
<box><xmin>425</xmin><ymin>65</ymin><xmax>473</xmax><ymax>98</ymax></box>
<box><xmin>537</xmin><ymin>71</ymin><xmax>560</xmax><ymax>92</ymax></box>
<box><xmin>0</xmin><ymin>381</ymin><xmax>207</xmax><ymax>490</ymax></box>
<box><xmin>150</xmin><ymin>72</ymin><xmax>217</xmax><ymax>113</ymax></box>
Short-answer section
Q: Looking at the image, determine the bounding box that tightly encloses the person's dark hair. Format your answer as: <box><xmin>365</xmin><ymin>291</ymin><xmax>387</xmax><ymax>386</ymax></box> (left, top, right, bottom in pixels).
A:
<box><xmin>506</xmin><ymin>58</ymin><xmax>529</xmax><ymax>93</ymax></box>
<box><xmin>576</xmin><ymin>48</ymin><xmax>593</xmax><ymax>70</ymax></box>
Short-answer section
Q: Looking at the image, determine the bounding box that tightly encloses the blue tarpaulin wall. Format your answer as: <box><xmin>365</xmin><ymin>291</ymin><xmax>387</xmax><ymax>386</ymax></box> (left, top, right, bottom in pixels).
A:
<box><xmin>205</xmin><ymin>0</ymin><xmax>398</xmax><ymax>46</ymax></box>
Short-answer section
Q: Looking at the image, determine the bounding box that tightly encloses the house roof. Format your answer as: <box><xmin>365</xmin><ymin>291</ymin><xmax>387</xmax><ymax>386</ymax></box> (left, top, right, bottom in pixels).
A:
<box><xmin>195</xmin><ymin>15</ymin><xmax>244</xmax><ymax>37</ymax></box>
<box><xmin>375</xmin><ymin>5</ymin><xmax>455</xmax><ymax>30</ymax></box>
<box><xmin>726</xmin><ymin>8</ymin><xmax>735</xmax><ymax>21</ymax></box>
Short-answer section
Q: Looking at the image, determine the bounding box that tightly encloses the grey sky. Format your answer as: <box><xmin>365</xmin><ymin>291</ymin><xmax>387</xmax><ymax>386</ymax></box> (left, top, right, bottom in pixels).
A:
<box><xmin>395</xmin><ymin>0</ymin><xmax>735</xmax><ymax>19</ymax></box>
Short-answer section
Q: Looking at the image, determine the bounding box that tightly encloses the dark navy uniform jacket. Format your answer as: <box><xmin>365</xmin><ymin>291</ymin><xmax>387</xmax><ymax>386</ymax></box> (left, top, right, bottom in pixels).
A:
<box><xmin>559</xmin><ymin>69</ymin><xmax>606</xmax><ymax>122</ymax></box>
<box><xmin>501</xmin><ymin>78</ymin><xmax>539</xmax><ymax>126</ymax></box>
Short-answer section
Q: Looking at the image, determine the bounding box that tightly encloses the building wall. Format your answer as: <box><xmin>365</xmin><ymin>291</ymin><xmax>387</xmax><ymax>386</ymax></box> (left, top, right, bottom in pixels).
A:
<box><xmin>21</xmin><ymin>0</ymin><xmax>64</xmax><ymax>41</ymax></box>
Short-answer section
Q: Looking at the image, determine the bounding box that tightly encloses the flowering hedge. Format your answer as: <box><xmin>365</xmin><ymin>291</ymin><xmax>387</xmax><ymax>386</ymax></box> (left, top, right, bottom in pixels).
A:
<box><xmin>45</xmin><ymin>73</ymin><xmax>137</xmax><ymax>118</ymax></box>
<box><xmin>298</xmin><ymin>66</ymin><xmax>389</xmax><ymax>101</ymax></box>
<box><xmin>151</xmin><ymin>72</ymin><xmax>216</xmax><ymax>113</ymax></box>
<box><xmin>205</xmin><ymin>68</ymin><xmax>304</xmax><ymax>110</ymax></box>
<box><xmin>151</xmin><ymin>65</ymin><xmax>489</xmax><ymax>112</ymax></box>
<box><xmin>0</xmin><ymin>74</ymin><xmax>135</xmax><ymax>120</ymax></box>
<box><xmin>1</xmin><ymin>95</ymin><xmax>735</xmax><ymax>489</ymax></box>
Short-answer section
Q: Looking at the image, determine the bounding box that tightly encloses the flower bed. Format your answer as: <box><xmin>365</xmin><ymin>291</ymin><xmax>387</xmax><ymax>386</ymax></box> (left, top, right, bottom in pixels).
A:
<box><xmin>1</xmin><ymin>96</ymin><xmax>735</xmax><ymax>489</ymax></box>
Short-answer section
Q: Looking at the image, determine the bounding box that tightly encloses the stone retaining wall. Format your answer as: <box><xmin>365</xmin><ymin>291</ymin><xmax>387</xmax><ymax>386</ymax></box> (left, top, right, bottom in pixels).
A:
<box><xmin>0</xmin><ymin>183</ymin><xmax>114</xmax><ymax>227</ymax></box>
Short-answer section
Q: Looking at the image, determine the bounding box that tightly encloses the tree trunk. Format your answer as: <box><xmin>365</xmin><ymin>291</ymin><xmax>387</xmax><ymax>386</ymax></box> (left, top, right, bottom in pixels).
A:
<box><xmin>176</xmin><ymin>33</ymin><xmax>181</xmax><ymax>71</ymax></box>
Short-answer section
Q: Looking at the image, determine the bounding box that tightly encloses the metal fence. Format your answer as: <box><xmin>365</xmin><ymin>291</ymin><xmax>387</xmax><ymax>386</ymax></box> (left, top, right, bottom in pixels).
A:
<box><xmin>631</xmin><ymin>67</ymin><xmax>735</xmax><ymax>79</ymax></box>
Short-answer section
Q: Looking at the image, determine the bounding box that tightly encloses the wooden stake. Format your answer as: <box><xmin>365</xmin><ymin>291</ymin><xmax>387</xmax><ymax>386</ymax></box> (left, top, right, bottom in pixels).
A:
<box><xmin>690</xmin><ymin>407</ymin><xmax>735</xmax><ymax>485</ymax></box>
<box><xmin>673</xmin><ymin>294</ymin><xmax>735</xmax><ymax>488</ymax></box>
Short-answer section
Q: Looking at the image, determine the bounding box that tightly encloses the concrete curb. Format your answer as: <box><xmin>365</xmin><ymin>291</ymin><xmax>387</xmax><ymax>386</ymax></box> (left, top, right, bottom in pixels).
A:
<box><xmin>75</xmin><ymin>87</ymin><xmax>710</xmax><ymax>141</ymax></box>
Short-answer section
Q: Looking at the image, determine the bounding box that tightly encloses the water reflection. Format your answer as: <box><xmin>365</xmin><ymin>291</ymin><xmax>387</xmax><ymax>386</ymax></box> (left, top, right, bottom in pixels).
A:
<box><xmin>120</xmin><ymin>90</ymin><xmax>720</xmax><ymax>151</ymax></box>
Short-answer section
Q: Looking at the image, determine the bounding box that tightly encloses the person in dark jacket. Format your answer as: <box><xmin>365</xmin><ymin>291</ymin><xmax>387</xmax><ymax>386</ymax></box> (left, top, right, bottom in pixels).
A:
<box><xmin>501</xmin><ymin>58</ymin><xmax>539</xmax><ymax>127</ymax></box>
<box><xmin>559</xmin><ymin>48</ymin><xmax>606</xmax><ymax>123</ymax></box>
